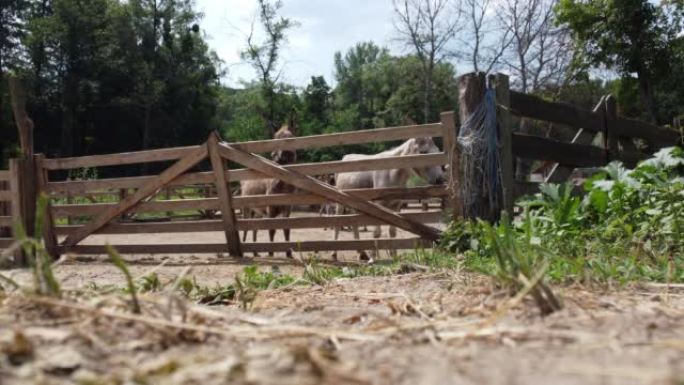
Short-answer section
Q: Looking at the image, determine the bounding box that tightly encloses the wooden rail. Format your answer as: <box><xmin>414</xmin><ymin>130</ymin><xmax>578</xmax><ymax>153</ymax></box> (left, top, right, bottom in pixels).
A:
<box><xmin>54</xmin><ymin>211</ymin><xmax>444</xmax><ymax>235</ymax></box>
<box><xmin>509</xmin><ymin>90</ymin><xmax>681</xmax><ymax>146</ymax></box>
<box><xmin>51</xmin><ymin>186</ymin><xmax>448</xmax><ymax>217</ymax></box>
<box><xmin>511</xmin><ymin>134</ymin><xmax>606</xmax><ymax>167</ymax></box>
<box><xmin>58</xmin><ymin>237</ymin><xmax>431</xmax><ymax>255</ymax></box>
<box><xmin>42</xmin><ymin>123</ymin><xmax>443</xmax><ymax>171</ymax></box>
<box><xmin>46</xmin><ymin>152</ymin><xmax>446</xmax><ymax>196</ymax></box>
<box><xmin>510</xmin><ymin>91</ymin><xmax>604</xmax><ymax>133</ymax></box>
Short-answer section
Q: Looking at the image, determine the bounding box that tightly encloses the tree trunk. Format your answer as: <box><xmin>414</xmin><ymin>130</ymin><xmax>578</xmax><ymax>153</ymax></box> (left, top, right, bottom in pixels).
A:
<box><xmin>60</xmin><ymin>73</ymin><xmax>79</xmax><ymax>157</ymax></box>
<box><xmin>142</xmin><ymin>104</ymin><xmax>153</xmax><ymax>150</ymax></box>
<box><xmin>636</xmin><ymin>63</ymin><xmax>658</xmax><ymax>124</ymax></box>
<box><xmin>141</xmin><ymin>104</ymin><xmax>153</xmax><ymax>175</ymax></box>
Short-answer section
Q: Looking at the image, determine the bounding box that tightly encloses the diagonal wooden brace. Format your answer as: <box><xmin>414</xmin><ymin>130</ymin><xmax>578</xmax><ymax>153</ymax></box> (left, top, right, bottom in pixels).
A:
<box><xmin>545</xmin><ymin>96</ymin><xmax>606</xmax><ymax>183</ymax></box>
<box><xmin>62</xmin><ymin>145</ymin><xmax>209</xmax><ymax>247</ymax></box>
<box><xmin>217</xmin><ymin>142</ymin><xmax>441</xmax><ymax>242</ymax></box>
<box><xmin>207</xmin><ymin>132</ymin><xmax>242</xmax><ymax>257</ymax></box>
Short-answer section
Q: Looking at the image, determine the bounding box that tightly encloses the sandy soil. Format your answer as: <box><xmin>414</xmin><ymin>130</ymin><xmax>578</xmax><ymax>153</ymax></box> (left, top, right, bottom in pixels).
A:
<box><xmin>4</xmin><ymin>210</ymin><xmax>445</xmax><ymax>289</ymax></box>
<box><xmin>1</xmin><ymin>271</ymin><xmax>683</xmax><ymax>385</ymax></box>
<box><xmin>1</xmin><ymin>211</ymin><xmax>683</xmax><ymax>384</ymax></box>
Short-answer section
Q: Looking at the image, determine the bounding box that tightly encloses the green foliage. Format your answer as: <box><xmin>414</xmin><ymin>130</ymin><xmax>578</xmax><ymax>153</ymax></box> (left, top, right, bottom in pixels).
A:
<box><xmin>443</xmin><ymin>147</ymin><xmax>684</xmax><ymax>284</ymax></box>
<box><xmin>556</xmin><ymin>0</ymin><xmax>683</xmax><ymax>122</ymax></box>
<box><xmin>106</xmin><ymin>245</ymin><xmax>141</xmax><ymax>314</ymax></box>
<box><xmin>0</xmin><ymin>195</ymin><xmax>61</xmax><ymax>296</ymax></box>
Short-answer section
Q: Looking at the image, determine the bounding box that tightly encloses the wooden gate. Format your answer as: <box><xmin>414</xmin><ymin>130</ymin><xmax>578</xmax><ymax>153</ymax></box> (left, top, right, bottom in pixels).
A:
<box><xmin>0</xmin><ymin>162</ymin><xmax>24</xmax><ymax>262</ymax></box>
<box><xmin>41</xmin><ymin>120</ymin><xmax>455</xmax><ymax>257</ymax></box>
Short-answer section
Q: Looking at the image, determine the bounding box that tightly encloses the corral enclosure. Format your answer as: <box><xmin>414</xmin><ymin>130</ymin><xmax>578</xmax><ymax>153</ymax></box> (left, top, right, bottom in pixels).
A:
<box><xmin>0</xmin><ymin>73</ymin><xmax>681</xmax><ymax>265</ymax></box>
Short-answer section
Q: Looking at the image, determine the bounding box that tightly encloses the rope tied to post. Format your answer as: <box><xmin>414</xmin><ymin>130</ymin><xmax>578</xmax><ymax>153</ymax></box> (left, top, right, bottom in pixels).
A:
<box><xmin>457</xmin><ymin>88</ymin><xmax>502</xmax><ymax>220</ymax></box>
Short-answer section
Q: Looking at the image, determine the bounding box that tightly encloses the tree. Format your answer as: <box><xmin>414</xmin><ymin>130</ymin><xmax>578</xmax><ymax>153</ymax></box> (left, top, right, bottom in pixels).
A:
<box><xmin>0</xmin><ymin>0</ymin><xmax>30</xmax><ymax>162</ymax></box>
<box><xmin>13</xmin><ymin>0</ymin><xmax>220</xmax><ymax>168</ymax></box>
<box><xmin>498</xmin><ymin>0</ymin><xmax>571</xmax><ymax>93</ymax></box>
<box><xmin>241</xmin><ymin>0</ymin><xmax>297</xmax><ymax>136</ymax></box>
<box><xmin>556</xmin><ymin>0</ymin><xmax>680</xmax><ymax>123</ymax></box>
<box><xmin>301</xmin><ymin>75</ymin><xmax>330</xmax><ymax>135</ymax></box>
<box><xmin>459</xmin><ymin>0</ymin><xmax>511</xmax><ymax>73</ymax></box>
<box><xmin>333</xmin><ymin>42</ymin><xmax>389</xmax><ymax>129</ymax></box>
<box><xmin>393</xmin><ymin>0</ymin><xmax>461</xmax><ymax>123</ymax></box>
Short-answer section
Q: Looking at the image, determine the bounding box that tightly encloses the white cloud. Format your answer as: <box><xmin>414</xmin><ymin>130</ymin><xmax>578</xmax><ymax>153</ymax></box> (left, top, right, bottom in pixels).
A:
<box><xmin>196</xmin><ymin>0</ymin><xmax>399</xmax><ymax>88</ymax></box>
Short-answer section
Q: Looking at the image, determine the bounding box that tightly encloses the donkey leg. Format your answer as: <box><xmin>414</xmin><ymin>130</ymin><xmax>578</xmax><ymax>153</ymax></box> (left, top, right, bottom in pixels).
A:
<box><xmin>356</xmin><ymin>224</ymin><xmax>371</xmax><ymax>261</ymax></box>
<box><xmin>241</xmin><ymin>208</ymin><xmax>250</xmax><ymax>242</ymax></box>
<box><xmin>388</xmin><ymin>201</ymin><xmax>403</xmax><ymax>258</ymax></box>
<box><xmin>332</xmin><ymin>203</ymin><xmax>344</xmax><ymax>261</ymax></box>
<box><xmin>284</xmin><ymin>207</ymin><xmax>292</xmax><ymax>258</ymax></box>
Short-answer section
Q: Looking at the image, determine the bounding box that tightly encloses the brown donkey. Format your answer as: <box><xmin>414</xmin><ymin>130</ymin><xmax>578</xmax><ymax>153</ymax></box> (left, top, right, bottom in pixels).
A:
<box><xmin>239</xmin><ymin>121</ymin><xmax>297</xmax><ymax>257</ymax></box>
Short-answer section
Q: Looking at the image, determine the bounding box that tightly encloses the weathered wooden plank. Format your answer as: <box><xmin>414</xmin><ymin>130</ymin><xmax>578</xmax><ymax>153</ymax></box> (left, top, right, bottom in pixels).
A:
<box><xmin>545</xmin><ymin>96</ymin><xmax>606</xmax><ymax>183</ymax></box>
<box><xmin>52</xmin><ymin>198</ymin><xmax>218</xmax><ymax>217</ymax></box>
<box><xmin>0</xmin><ymin>171</ymin><xmax>9</xmax><ymax>181</ymax></box>
<box><xmin>0</xmin><ymin>191</ymin><xmax>12</xmax><ymax>202</ymax></box>
<box><xmin>51</xmin><ymin>186</ymin><xmax>449</xmax><ymax>217</ymax></box>
<box><xmin>61</xmin><ymin>145</ymin><xmax>209</xmax><ymax>247</ymax></box>
<box><xmin>46</xmin><ymin>153</ymin><xmax>447</xmax><ymax>196</ymax></box>
<box><xmin>58</xmin><ymin>237</ymin><xmax>432</xmax><ymax>255</ymax></box>
<box><xmin>41</xmin><ymin>123</ymin><xmax>444</xmax><ymax>171</ymax></box>
<box><xmin>512</xmin><ymin>134</ymin><xmax>607</xmax><ymax>168</ymax></box>
<box><xmin>208</xmin><ymin>132</ymin><xmax>241</xmax><ymax>257</ymax></box>
<box><xmin>9</xmin><ymin>160</ymin><xmax>22</xmax><ymax>263</ymax></box>
<box><xmin>514</xmin><ymin>181</ymin><xmax>583</xmax><ymax>199</ymax></box>
<box><xmin>617</xmin><ymin>149</ymin><xmax>649</xmax><ymax>168</ymax></box>
<box><xmin>510</xmin><ymin>91</ymin><xmax>604</xmax><ymax>133</ymax></box>
<box><xmin>54</xmin><ymin>211</ymin><xmax>445</xmax><ymax>235</ymax></box>
<box><xmin>615</xmin><ymin>117</ymin><xmax>681</xmax><ymax>144</ymax></box>
<box><xmin>35</xmin><ymin>155</ymin><xmax>59</xmax><ymax>259</ymax></box>
<box><xmin>605</xmin><ymin>96</ymin><xmax>619</xmax><ymax>163</ymax></box>
<box><xmin>218</xmin><ymin>142</ymin><xmax>442</xmax><ymax>242</ymax></box>
<box><xmin>0</xmin><ymin>216</ymin><xmax>12</xmax><ymax>227</ymax></box>
<box><xmin>0</xmin><ymin>238</ymin><xmax>14</xmax><ymax>248</ymax></box>
<box><xmin>46</xmin><ymin>171</ymin><xmax>215</xmax><ymax>196</ymax></box>
<box><xmin>231</xmin><ymin>153</ymin><xmax>447</xmax><ymax>182</ymax></box>
<box><xmin>441</xmin><ymin>111</ymin><xmax>462</xmax><ymax>220</ymax></box>
<box><xmin>233</xmin><ymin>123</ymin><xmax>444</xmax><ymax>154</ymax></box>
<box><xmin>42</xmin><ymin>145</ymin><xmax>203</xmax><ymax>171</ymax></box>
<box><xmin>495</xmin><ymin>74</ymin><xmax>515</xmax><ymax>216</ymax></box>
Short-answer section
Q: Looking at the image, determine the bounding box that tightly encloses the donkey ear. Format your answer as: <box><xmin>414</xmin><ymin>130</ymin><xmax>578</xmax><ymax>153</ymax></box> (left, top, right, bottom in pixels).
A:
<box><xmin>403</xmin><ymin>114</ymin><xmax>417</xmax><ymax>126</ymax></box>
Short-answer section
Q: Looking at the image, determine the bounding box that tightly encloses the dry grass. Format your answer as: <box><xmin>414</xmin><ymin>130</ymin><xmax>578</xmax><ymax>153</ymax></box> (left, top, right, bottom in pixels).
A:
<box><xmin>1</xmin><ymin>266</ymin><xmax>684</xmax><ymax>385</ymax></box>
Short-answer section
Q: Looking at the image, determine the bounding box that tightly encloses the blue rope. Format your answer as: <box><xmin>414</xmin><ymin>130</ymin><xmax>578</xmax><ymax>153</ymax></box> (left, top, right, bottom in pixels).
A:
<box><xmin>457</xmin><ymin>88</ymin><xmax>502</xmax><ymax>219</ymax></box>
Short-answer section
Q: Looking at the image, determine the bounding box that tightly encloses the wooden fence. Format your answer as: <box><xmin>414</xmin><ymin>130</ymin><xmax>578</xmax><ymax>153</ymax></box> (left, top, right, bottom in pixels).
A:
<box><xmin>38</xmin><ymin>121</ymin><xmax>453</xmax><ymax>258</ymax></box>
<box><xmin>0</xmin><ymin>162</ymin><xmax>23</xmax><ymax>262</ymax></box>
<box><xmin>455</xmin><ymin>73</ymin><xmax>681</xmax><ymax>218</ymax></box>
<box><xmin>2</xmin><ymin>72</ymin><xmax>681</xmax><ymax>266</ymax></box>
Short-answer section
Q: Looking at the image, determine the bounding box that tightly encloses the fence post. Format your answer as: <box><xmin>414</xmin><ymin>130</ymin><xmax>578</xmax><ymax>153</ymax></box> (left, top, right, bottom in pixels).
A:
<box><xmin>9</xmin><ymin>159</ymin><xmax>25</xmax><ymax>266</ymax></box>
<box><xmin>604</xmin><ymin>95</ymin><xmax>619</xmax><ymax>162</ymax></box>
<box><xmin>440</xmin><ymin>111</ymin><xmax>462</xmax><ymax>221</ymax></box>
<box><xmin>493</xmin><ymin>73</ymin><xmax>515</xmax><ymax>217</ymax></box>
<box><xmin>34</xmin><ymin>154</ymin><xmax>59</xmax><ymax>259</ymax></box>
<box><xmin>207</xmin><ymin>132</ymin><xmax>242</xmax><ymax>257</ymax></box>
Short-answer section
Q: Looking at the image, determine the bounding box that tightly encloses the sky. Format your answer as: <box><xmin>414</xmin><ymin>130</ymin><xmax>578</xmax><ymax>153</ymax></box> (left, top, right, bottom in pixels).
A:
<box><xmin>196</xmin><ymin>0</ymin><xmax>402</xmax><ymax>88</ymax></box>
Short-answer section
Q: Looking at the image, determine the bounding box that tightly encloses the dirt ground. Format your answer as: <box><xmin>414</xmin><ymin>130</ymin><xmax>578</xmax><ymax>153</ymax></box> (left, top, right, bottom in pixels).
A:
<box><xmin>1</xmin><ymin>212</ymin><xmax>683</xmax><ymax>384</ymax></box>
<box><xmin>21</xmin><ymin>210</ymin><xmax>447</xmax><ymax>289</ymax></box>
<box><xmin>1</xmin><ymin>267</ymin><xmax>683</xmax><ymax>385</ymax></box>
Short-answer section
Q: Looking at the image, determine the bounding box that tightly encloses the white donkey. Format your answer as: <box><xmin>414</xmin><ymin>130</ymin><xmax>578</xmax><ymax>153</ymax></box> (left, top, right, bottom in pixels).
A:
<box><xmin>333</xmin><ymin>137</ymin><xmax>445</xmax><ymax>259</ymax></box>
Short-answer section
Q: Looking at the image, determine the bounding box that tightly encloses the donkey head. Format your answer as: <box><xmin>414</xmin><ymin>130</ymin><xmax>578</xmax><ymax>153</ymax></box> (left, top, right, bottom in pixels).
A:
<box><xmin>271</xmin><ymin>110</ymin><xmax>298</xmax><ymax>165</ymax></box>
<box><xmin>408</xmin><ymin>137</ymin><xmax>445</xmax><ymax>185</ymax></box>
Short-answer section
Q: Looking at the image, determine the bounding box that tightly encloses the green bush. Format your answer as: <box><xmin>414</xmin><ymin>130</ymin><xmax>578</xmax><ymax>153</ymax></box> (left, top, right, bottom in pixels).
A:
<box><xmin>442</xmin><ymin>146</ymin><xmax>684</xmax><ymax>284</ymax></box>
